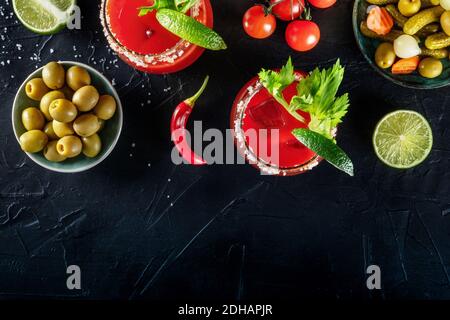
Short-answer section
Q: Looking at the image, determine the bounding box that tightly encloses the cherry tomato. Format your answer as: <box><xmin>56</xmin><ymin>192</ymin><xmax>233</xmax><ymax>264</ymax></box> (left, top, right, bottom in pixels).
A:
<box><xmin>285</xmin><ymin>20</ymin><xmax>320</xmax><ymax>52</ymax></box>
<box><xmin>308</xmin><ymin>0</ymin><xmax>336</xmax><ymax>9</ymax></box>
<box><xmin>243</xmin><ymin>5</ymin><xmax>277</xmax><ymax>39</ymax></box>
<box><xmin>270</xmin><ymin>0</ymin><xmax>305</xmax><ymax>21</ymax></box>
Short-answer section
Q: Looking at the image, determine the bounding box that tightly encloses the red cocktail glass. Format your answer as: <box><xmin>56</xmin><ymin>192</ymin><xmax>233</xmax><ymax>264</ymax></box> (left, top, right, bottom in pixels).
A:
<box><xmin>100</xmin><ymin>0</ymin><xmax>213</xmax><ymax>74</ymax></box>
<box><xmin>231</xmin><ymin>71</ymin><xmax>323</xmax><ymax>176</ymax></box>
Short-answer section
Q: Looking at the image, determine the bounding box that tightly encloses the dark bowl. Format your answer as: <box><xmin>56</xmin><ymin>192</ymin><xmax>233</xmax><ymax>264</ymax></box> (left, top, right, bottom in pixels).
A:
<box><xmin>352</xmin><ymin>0</ymin><xmax>450</xmax><ymax>89</ymax></box>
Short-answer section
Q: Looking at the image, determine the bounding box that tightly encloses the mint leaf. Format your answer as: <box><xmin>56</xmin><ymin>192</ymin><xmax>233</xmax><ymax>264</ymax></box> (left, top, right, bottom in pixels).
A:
<box><xmin>292</xmin><ymin>128</ymin><xmax>354</xmax><ymax>176</ymax></box>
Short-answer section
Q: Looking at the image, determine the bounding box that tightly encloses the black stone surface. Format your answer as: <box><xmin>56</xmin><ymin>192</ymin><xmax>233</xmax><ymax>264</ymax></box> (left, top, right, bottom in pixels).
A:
<box><xmin>0</xmin><ymin>0</ymin><xmax>450</xmax><ymax>300</ymax></box>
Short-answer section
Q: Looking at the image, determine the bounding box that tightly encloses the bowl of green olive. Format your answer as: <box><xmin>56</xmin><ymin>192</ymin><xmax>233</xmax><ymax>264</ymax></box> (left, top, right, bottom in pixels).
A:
<box><xmin>12</xmin><ymin>61</ymin><xmax>123</xmax><ymax>173</ymax></box>
<box><xmin>353</xmin><ymin>0</ymin><xmax>450</xmax><ymax>89</ymax></box>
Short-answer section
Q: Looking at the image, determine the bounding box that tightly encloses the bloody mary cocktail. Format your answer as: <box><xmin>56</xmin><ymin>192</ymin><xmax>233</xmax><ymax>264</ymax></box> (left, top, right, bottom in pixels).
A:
<box><xmin>231</xmin><ymin>72</ymin><xmax>323</xmax><ymax>176</ymax></box>
<box><xmin>100</xmin><ymin>0</ymin><xmax>213</xmax><ymax>74</ymax></box>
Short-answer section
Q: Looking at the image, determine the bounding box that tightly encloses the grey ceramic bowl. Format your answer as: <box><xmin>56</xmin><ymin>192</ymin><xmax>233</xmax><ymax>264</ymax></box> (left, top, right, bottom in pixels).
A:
<box><xmin>353</xmin><ymin>0</ymin><xmax>450</xmax><ymax>89</ymax></box>
<box><xmin>12</xmin><ymin>61</ymin><xmax>123</xmax><ymax>173</ymax></box>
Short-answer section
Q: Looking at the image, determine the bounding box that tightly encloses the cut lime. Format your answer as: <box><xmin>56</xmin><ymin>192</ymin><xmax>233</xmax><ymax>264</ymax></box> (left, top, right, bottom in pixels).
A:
<box><xmin>13</xmin><ymin>0</ymin><xmax>76</xmax><ymax>35</ymax></box>
<box><xmin>156</xmin><ymin>9</ymin><xmax>227</xmax><ymax>51</ymax></box>
<box><xmin>373</xmin><ymin>110</ymin><xmax>433</xmax><ymax>169</ymax></box>
<box><xmin>292</xmin><ymin>128</ymin><xmax>354</xmax><ymax>176</ymax></box>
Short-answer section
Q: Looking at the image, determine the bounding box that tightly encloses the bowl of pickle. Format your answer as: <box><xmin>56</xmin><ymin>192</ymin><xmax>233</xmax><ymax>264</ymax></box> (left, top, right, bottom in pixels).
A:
<box><xmin>353</xmin><ymin>0</ymin><xmax>450</xmax><ymax>89</ymax></box>
<box><xmin>12</xmin><ymin>61</ymin><xmax>123</xmax><ymax>173</ymax></box>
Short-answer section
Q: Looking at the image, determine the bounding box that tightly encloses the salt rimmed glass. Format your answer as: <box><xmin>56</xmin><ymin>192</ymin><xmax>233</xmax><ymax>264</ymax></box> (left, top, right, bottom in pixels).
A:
<box><xmin>230</xmin><ymin>73</ymin><xmax>324</xmax><ymax>176</ymax></box>
<box><xmin>100</xmin><ymin>0</ymin><xmax>213</xmax><ymax>74</ymax></box>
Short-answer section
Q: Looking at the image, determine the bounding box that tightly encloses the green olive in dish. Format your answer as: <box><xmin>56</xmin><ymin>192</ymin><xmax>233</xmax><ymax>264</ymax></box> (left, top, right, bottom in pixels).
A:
<box><xmin>418</xmin><ymin>57</ymin><xmax>443</xmax><ymax>78</ymax></box>
<box><xmin>25</xmin><ymin>78</ymin><xmax>49</xmax><ymax>101</ymax></box>
<box><xmin>56</xmin><ymin>135</ymin><xmax>82</xmax><ymax>158</ymax></box>
<box><xmin>94</xmin><ymin>95</ymin><xmax>117</xmax><ymax>120</ymax></box>
<box><xmin>66</xmin><ymin>66</ymin><xmax>91</xmax><ymax>91</ymax></box>
<box><xmin>375</xmin><ymin>42</ymin><xmax>397</xmax><ymax>69</ymax></box>
<box><xmin>72</xmin><ymin>85</ymin><xmax>99</xmax><ymax>112</ymax></box>
<box><xmin>73</xmin><ymin>114</ymin><xmax>100</xmax><ymax>137</ymax></box>
<box><xmin>22</xmin><ymin>107</ymin><xmax>45</xmax><ymax>131</ymax></box>
<box><xmin>97</xmin><ymin>119</ymin><xmax>106</xmax><ymax>132</ymax></box>
<box><xmin>44</xmin><ymin>140</ymin><xmax>67</xmax><ymax>162</ymax></box>
<box><xmin>52</xmin><ymin>120</ymin><xmax>75</xmax><ymax>138</ymax></box>
<box><xmin>49</xmin><ymin>99</ymin><xmax>78</xmax><ymax>123</ymax></box>
<box><xmin>82</xmin><ymin>134</ymin><xmax>102</xmax><ymax>158</ymax></box>
<box><xmin>40</xmin><ymin>90</ymin><xmax>65</xmax><ymax>121</ymax></box>
<box><xmin>44</xmin><ymin>122</ymin><xmax>59</xmax><ymax>140</ymax></box>
<box><xmin>19</xmin><ymin>130</ymin><xmax>48</xmax><ymax>153</ymax></box>
<box><xmin>60</xmin><ymin>86</ymin><xmax>75</xmax><ymax>100</ymax></box>
<box><xmin>42</xmin><ymin>62</ymin><xmax>65</xmax><ymax>90</ymax></box>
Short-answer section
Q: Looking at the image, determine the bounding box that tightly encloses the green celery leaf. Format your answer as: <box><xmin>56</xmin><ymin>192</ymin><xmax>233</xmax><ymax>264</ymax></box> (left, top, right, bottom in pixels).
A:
<box><xmin>290</xmin><ymin>59</ymin><xmax>349</xmax><ymax>139</ymax></box>
<box><xmin>258</xmin><ymin>57</ymin><xmax>296</xmax><ymax>109</ymax></box>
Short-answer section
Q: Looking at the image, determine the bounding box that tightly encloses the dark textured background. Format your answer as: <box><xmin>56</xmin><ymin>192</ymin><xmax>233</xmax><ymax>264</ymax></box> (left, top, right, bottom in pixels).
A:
<box><xmin>0</xmin><ymin>0</ymin><xmax>450</xmax><ymax>300</ymax></box>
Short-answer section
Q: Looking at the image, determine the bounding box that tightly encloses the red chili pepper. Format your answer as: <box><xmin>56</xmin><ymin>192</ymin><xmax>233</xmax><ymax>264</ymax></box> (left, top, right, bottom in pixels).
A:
<box><xmin>171</xmin><ymin>76</ymin><xmax>209</xmax><ymax>165</ymax></box>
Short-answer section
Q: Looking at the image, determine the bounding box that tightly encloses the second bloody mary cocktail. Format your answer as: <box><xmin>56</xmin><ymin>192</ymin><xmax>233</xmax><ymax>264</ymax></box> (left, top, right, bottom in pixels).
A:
<box><xmin>101</xmin><ymin>0</ymin><xmax>213</xmax><ymax>74</ymax></box>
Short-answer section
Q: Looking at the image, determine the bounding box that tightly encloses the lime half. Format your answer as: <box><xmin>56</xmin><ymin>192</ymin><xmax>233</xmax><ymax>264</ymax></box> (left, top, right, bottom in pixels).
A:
<box><xmin>373</xmin><ymin>110</ymin><xmax>433</xmax><ymax>169</ymax></box>
<box><xmin>13</xmin><ymin>0</ymin><xmax>76</xmax><ymax>35</ymax></box>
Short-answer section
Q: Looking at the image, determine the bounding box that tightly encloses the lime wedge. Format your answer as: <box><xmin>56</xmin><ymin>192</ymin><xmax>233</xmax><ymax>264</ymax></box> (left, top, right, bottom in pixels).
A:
<box><xmin>156</xmin><ymin>9</ymin><xmax>227</xmax><ymax>51</ymax></box>
<box><xmin>292</xmin><ymin>128</ymin><xmax>354</xmax><ymax>176</ymax></box>
<box><xmin>13</xmin><ymin>0</ymin><xmax>76</xmax><ymax>35</ymax></box>
<box><xmin>373</xmin><ymin>110</ymin><xmax>433</xmax><ymax>169</ymax></box>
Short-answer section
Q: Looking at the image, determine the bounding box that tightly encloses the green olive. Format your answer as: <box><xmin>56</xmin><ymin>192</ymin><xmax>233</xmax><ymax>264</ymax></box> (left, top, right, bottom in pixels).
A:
<box><xmin>441</xmin><ymin>11</ymin><xmax>450</xmax><ymax>36</ymax></box>
<box><xmin>42</xmin><ymin>62</ymin><xmax>65</xmax><ymax>89</ymax></box>
<box><xmin>56</xmin><ymin>135</ymin><xmax>82</xmax><ymax>158</ymax></box>
<box><xmin>49</xmin><ymin>99</ymin><xmax>78</xmax><ymax>123</ymax></box>
<box><xmin>53</xmin><ymin>120</ymin><xmax>74</xmax><ymax>138</ymax></box>
<box><xmin>73</xmin><ymin>114</ymin><xmax>100</xmax><ymax>137</ymax></box>
<box><xmin>25</xmin><ymin>78</ymin><xmax>49</xmax><ymax>101</ymax></box>
<box><xmin>98</xmin><ymin>119</ymin><xmax>106</xmax><ymax>132</ymax></box>
<box><xmin>66</xmin><ymin>66</ymin><xmax>91</xmax><ymax>91</ymax></box>
<box><xmin>94</xmin><ymin>95</ymin><xmax>117</xmax><ymax>120</ymax></box>
<box><xmin>19</xmin><ymin>130</ymin><xmax>48</xmax><ymax>153</ymax></box>
<box><xmin>44</xmin><ymin>140</ymin><xmax>66</xmax><ymax>162</ymax></box>
<box><xmin>72</xmin><ymin>85</ymin><xmax>99</xmax><ymax>112</ymax></box>
<box><xmin>40</xmin><ymin>90</ymin><xmax>65</xmax><ymax>121</ymax></box>
<box><xmin>82</xmin><ymin>134</ymin><xmax>102</xmax><ymax>158</ymax></box>
<box><xmin>418</xmin><ymin>57</ymin><xmax>443</xmax><ymax>78</ymax></box>
<box><xmin>60</xmin><ymin>86</ymin><xmax>75</xmax><ymax>100</ymax></box>
<box><xmin>375</xmin><ymin>42</ymin><xmax>396</xmax><ymax>69</ymax></box>
<box><xmin>44</xmin><ymin>122</ymin><xmax>59</xmax><ymax>140</ymax></box>
<box><xmin>22</xmin><ymin>107</ymin><xmax>45</xmax><ymax>131</ymax></box>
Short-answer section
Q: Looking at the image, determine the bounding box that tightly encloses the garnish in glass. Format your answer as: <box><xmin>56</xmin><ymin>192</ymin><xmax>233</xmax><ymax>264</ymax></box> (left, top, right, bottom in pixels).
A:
<box><xmin>258</xmin><ymin>58</ymin><xmax>354</xmax><ymax>176</ymax></box>
<box><xmin>138</xmin><ymin>0</ymin><xmax>227</xmax><ymax>51</ymax></box>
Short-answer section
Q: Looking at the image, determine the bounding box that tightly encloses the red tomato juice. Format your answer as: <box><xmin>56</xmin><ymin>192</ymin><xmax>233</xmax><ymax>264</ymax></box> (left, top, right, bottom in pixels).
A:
<box><xmin>231</xmin><ymin>72</ymin><xmax>320</xmax><ymax>176</ymax></box>
<box><xmin>101</xmin><ymin>0</ymin><xmax>213</xmax><ymax>74</ymax></box>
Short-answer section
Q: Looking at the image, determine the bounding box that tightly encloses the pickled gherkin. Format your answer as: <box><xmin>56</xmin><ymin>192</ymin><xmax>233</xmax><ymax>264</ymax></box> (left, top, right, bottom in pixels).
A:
<box><xmin>366</xmin><ymin>0</ymin><xmax>398</xmax><ymax>4</ymax></box>
<box><xmin>403</xmin><ymin>6</ymin><xmax>445</xmax><ymax>35</ymax></box>
<box><xmin>385</xmin><ymin>5</ymin><xmax>439</xmax><ymax>37</ymax></box>
<box><xmin>425</xmin><ymin>32</ymin><xmax>450</xmax><ymax>49</ymax></box>
<box><xmin>420</xmin><ymin>47</ymin><xmax>449</xmax><ymax>58</ymax></box>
